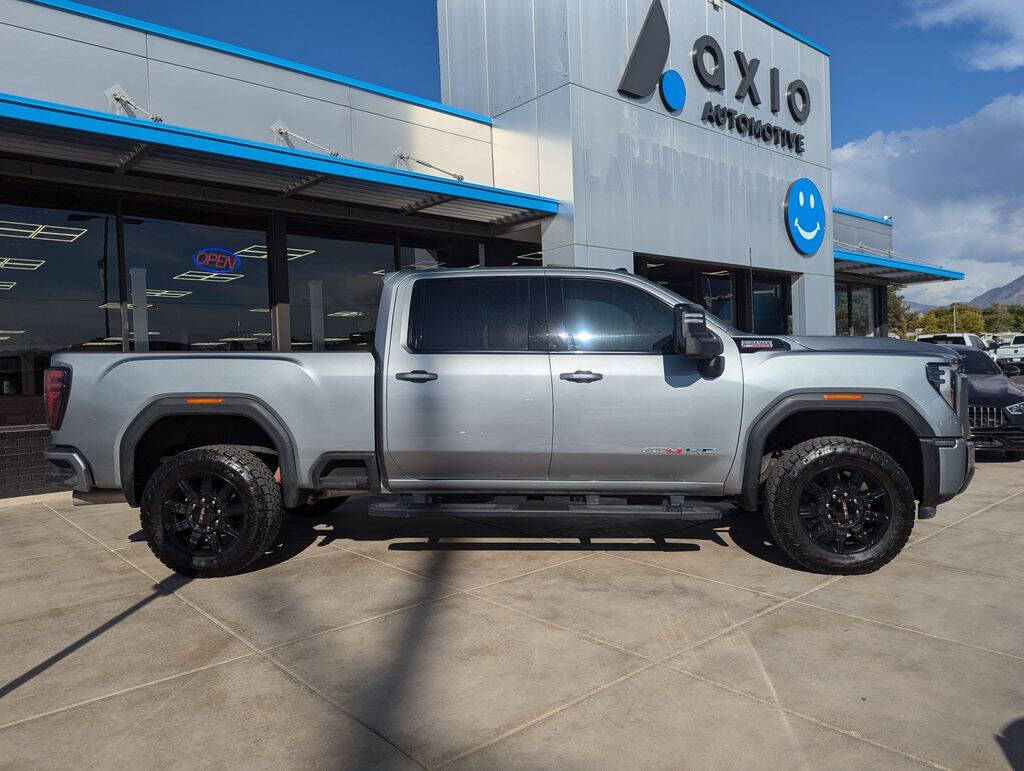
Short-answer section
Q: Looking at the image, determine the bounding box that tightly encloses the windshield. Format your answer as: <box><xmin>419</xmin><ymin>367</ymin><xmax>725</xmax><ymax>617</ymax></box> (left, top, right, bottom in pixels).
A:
<box><xmin>957</xmin><ymin>348</ymin><xmax>1001</xmax><ymax>375</ymax></box>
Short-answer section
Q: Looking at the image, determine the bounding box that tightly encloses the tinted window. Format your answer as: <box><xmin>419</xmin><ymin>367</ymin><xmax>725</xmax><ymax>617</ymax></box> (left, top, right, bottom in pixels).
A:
<box><xmin>410</xmin><ymin>277</ymin><xmax>530</xmax><ymax>352</ymax></box>
<box><xmin>287</xmin><ymin>227</ymin><xmax>394</xmax><ymax>351</ymax></box>
<box><xmin>959</xmin><ymin>348</ymin><xmax>1000</xmax><ymax>375</ymax></box>
<box><xmin>561</xmin><ymin>279</ymin><xmax>674</xmax><ymax>352</ymax></box>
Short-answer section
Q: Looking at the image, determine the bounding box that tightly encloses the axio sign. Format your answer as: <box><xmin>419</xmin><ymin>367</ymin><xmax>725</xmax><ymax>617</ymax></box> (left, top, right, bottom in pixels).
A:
<box><xmin>619</xmin><ymin>0</ymin><xmax>812</xmax><ymax>154</ymax></box>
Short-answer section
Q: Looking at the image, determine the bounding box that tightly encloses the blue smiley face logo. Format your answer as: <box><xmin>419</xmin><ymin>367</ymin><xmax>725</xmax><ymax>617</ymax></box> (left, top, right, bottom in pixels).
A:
<box><xmin>785</xmin><ymin>178</ymin><xmax>826</xmax><ymax>255</ymax></box>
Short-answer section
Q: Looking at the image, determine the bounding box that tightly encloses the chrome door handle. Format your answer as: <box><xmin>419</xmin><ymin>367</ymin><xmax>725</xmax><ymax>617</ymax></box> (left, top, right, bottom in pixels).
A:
<box><xmin>395</xmin><ymin>370</ymin><xmax>438</xmax><ymax>383</ymax></box>
<box><xmin>559</xmin><ymin>370</ymin><xmax>603</xmax><ymax>383</ymax></box>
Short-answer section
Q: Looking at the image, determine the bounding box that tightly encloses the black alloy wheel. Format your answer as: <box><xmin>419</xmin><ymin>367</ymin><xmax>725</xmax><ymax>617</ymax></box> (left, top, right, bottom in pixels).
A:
<box><xmin>795</xmin><ymin>464</ymin><xmax>893</xmax><ymax>555</ymax></box>
<box><xmin>141</xmin><ymin>445</ymin><xmax>282</xmax><ymax>577</ymax></box>
<box><xmin>161</xmin><ymin>471</ymin><xmax>247</xmax><ymax>557</ymax></box>
<box><xmin>763</xmin><ymin>436</ymin><xmax>915</xmax><ymax>575</ymax></box>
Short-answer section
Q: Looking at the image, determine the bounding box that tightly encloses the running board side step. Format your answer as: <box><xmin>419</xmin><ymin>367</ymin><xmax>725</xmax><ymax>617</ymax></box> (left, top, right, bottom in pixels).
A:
<box><xmin>368</xmin><ymin>499</ymin><xmax>724</xmax><ymax>522</ymax></box>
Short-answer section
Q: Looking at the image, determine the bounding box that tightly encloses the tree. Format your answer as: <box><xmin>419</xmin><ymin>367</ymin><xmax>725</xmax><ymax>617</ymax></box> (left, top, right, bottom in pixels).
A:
<box><xmin>982</xmin><ymin>304</ymin><xmax>1016</xmax><ymax>333</ymax></box>
<box><xmin>886</xmin><ymin>285</ymin><xmax>919</xmax><ymax>338</ymax></box>
<box><xmin>916</xmin><ymin>304</ymin><xmax>984</xmax><ymax>334</ymax></box>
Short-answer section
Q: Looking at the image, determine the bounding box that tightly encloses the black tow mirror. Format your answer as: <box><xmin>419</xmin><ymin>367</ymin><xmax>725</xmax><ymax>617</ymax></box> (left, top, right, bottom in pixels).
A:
<box><xmin>1002</xmin><ymin>364</ymin><xmax>1021</xmax><ymax>378</ymax></box>
<box><xmin>673</xmin><ymin>305</ymin><xmax>724</xmax><ymax>360</ymax></box>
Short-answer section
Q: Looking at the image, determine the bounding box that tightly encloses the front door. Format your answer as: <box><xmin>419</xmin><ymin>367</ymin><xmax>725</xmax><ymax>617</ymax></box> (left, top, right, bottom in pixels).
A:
<box><xmin>547</xmin><ymin>276</ymin><xmax>743</xmax><ymax>488</ymax></box>
<box><xmin>384</xmin><ymin>274</ymin><xmax>552</xmax><ymax>480</ymax></box>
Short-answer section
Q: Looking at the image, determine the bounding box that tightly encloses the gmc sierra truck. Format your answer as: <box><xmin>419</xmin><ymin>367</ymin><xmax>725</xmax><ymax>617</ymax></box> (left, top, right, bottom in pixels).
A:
<box><xmin>43</xmin><ymin>267</ymin><xmax>974</xmax><ymax>577</ymax></box>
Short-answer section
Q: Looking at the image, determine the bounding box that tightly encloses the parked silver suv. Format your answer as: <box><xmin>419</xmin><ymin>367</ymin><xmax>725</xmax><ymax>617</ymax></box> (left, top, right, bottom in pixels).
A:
<box><xmin>45</xmin><ymin>268</ymin><xmax>974</xmax><ymax>576</ymax></box>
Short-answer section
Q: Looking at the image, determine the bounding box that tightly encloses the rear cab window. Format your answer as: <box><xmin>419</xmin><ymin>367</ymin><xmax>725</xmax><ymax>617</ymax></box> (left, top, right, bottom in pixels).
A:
<box><xmin>407</xmin><ymin>276</ymin><xmax>546</xmax><ymax>352</ymax></box>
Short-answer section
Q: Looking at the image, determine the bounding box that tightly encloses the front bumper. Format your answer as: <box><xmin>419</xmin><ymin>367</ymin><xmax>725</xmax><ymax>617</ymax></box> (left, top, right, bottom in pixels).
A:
<box><xmin>971</xmin><ymin>428</ymin><xmax>1024</xmax><ymax>453</ymax></box>
<box><xmin>43</xmin><ymin>446</ymin><xmax>93</xmax><ymax>492</ymax></box>
<box><xmin>919</xmin><ymin>437</ymin><xmax>975</xmax><ymax>509</ymax></box>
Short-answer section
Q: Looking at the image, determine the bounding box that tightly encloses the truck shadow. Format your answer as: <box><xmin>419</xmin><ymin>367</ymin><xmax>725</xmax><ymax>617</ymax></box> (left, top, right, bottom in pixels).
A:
<box><xmin>252</xmin><ymin>495</ymin><xmax>809</xmax><ymax>573</ymax></box>
<box><xmin>997</xmin><ymin>717</ymin><xmax>1024</xmax><ymax>770</ymax></box>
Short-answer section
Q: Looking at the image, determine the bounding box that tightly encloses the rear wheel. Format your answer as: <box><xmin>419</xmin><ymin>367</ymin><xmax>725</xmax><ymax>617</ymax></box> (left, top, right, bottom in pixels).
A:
<box><xmin>141</xmin><ymin>445</ymin><xmax>282</xmax><ymax>577</ymax></box>
<box><xmin>764</xmin><ymin>436</ymin><xmax>915</xmax><ymax>575</ymax></box>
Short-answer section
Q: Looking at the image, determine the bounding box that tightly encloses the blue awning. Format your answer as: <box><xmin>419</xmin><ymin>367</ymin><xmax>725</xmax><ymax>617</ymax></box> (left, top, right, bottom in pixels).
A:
<box><xmin>834</xmin><ymin>248</ymin><xmax>964</xmax><ymax>284</ymax></box>
<box><xmin>0</xmin><ymin>92</ymin><xmax>558</xmax><ymax>227</ymax></box>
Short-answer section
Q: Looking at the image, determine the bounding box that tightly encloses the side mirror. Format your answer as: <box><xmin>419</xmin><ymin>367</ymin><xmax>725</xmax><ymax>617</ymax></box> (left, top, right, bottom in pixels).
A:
<box><xmin>673</xmin><ymin>305</ymin><xmax>724</xmax><ymax>360</ymax></box>
<box><xmin>1002</xmin><ymin>364</ymin><xmax>1021</xmax><ymax>377</ymax></box>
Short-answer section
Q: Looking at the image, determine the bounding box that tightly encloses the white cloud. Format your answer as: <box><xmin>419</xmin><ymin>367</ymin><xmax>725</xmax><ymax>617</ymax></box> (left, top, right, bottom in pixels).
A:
<box><xmin>907</xmin><ymin>0</ymin><xmax>1024</xmax><ymax>71</ymax></box>
<box><xmin>832</xmin><ymin>93</ymin><xmax>1024</xmax><ymax>305</ymax></box>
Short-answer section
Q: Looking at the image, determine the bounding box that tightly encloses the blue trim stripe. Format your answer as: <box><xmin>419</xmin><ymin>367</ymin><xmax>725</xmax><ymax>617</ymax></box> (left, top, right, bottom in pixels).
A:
<box><xmin>25</xmin><ymin>0</ymin><xmax>493</xmax><ymax>126</ymax></box>
<box><xmin>0</xmin><ymin>92</ymin><xmax>558</xmax><ymax>215</ymax></box>
<box><xmin>726</xmin><ymin>1</ymin><xmax>830</xmax><ymax>57</ymax></box>
<box><xmin>834</xmin><ymin>249</ymin><xmax>964</xmax><ymax>281</ymax></box>
<box><xmin>833</xmin><ymin>207</ymin><xmax>893</xmax><ymax>227</ymax></box>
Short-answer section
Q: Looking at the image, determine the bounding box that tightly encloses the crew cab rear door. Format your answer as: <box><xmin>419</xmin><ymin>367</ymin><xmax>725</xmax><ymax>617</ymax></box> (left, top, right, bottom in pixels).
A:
<box><xmin>383</xmin><ymin>274</ymin><xmax>552</xmax><ymax>480</ymax></box>
<box><xmin>546</xmin><ymin>276</ymin><xmax>743</xmax><ymax>489</ymax></box>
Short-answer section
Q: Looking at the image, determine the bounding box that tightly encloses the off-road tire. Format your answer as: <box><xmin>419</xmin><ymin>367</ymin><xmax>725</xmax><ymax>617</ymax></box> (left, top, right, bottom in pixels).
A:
<box><xmin>141</xmin><ymin>445</ymin><xmax>282</xmax><ymax>577</ymax></box>
<box><xmin>764</xmin><ymin>436</ymin><xmax>915</xmax><ymax>575</ymax></box>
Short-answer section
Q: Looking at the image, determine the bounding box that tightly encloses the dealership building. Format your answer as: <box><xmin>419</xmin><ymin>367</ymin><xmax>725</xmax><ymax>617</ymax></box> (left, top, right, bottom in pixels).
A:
<box><xmin>0</xmin><ymin>0</ymin><xmax>963</xmax><ymax>495</ymax></box>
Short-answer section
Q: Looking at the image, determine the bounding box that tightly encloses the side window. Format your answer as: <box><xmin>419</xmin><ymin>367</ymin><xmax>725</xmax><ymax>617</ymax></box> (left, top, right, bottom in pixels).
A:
<box><xmin>409</xmin><ymin>277</ymin><xmax>531</xmax><ymax>352</ymax></box>
<box><xmin>560</xmin><ymin>278</ymin><xmax>674</xmax><ymax>353</ymax></box>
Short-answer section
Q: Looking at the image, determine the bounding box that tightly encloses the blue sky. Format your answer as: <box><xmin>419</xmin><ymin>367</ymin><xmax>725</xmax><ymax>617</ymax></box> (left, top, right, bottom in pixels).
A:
<box><xmin>79</xmin><ymin>0</ymin><xmax>1024</xmax><ymax>303</ymax></box>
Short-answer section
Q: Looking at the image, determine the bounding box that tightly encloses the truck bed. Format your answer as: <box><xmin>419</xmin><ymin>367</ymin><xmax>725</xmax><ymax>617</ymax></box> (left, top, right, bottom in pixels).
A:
<box><xmin>50</xmin><ymin>352</ymin><xmax>376</xmax><ymax>491</ymax></box>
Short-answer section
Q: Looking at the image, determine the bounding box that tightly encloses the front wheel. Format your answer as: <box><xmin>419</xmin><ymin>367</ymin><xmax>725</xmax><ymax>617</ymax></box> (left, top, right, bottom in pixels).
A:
<box><xmin>140</xmin><ymin>445</ymin><xmax>282</xmax><ymax>577</ymax></box>
<box><xmin>764</xmin><ymin>436</ymin><xmax>915</xmax><ymax>575</ymax></box>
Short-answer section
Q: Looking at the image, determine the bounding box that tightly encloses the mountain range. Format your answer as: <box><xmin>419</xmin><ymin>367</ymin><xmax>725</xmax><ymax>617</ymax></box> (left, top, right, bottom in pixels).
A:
<box><xmin>968</xmin><ymin>274</ymin><xmax>1024</xmax><ymax>308</ymax></box>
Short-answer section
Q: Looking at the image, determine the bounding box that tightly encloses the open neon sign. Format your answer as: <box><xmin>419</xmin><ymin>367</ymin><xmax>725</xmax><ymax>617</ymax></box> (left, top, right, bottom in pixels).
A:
<box><xmin>192</xmin><ymin>247</ymin><xmax>242</xmax><ymax>274</ymax></box>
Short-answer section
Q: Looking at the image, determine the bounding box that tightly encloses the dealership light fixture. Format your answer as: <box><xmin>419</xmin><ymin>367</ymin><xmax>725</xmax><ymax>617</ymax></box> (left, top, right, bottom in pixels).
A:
<box><xmin>0</xmin><ymin>220</ymin><xmax>87</xmax><ymax>242</ymax></box>
<box><xmin>235</xmin><ymin>244</ymin><xmax>315</xmax><ymax>261</ymax></box>
<box><xmin>0</xmin><ymin>281</ymin><xmax>16</xmax><ymax>290</ymax></box>
<box><xmin>219</xmin><ymin>336</ymin><xmax>258</xmax><ymax>342</ymax></box>
<box><xmin>99</xmin><ymin>302</ymin><xmax>152</xmax><ymax>309</ymax></box>
<box><xmin>0</xmin><ymin>257</ymin><xmax>45</xmax><ymax>270</ymax></box>
<box><xmin>0</xmin><ymin>329</ymin><xmax>25</xmax><ymax>334</ymax></box>
<box><xmin>83</xmin><ymin>341</ymin><xmax>119</xmax><ymax>346</ymax></box>
<box><xmin>327</xmin><ymin>310</ymin><xmax>365</xmax><ymax>318</ymax></box>
<box><xmin>146</xmin><ymin>289</ymin><xmax>192</xmax><ymax>298</ymax></box>
<box><xmin>0</xmin><ymin>336</ymin><xmax>9</xmax><ymax>341</ymax></box>
<box><xmin>173</xmin><ymin>271</ymin><xmax>244</xmax><ymax>282</ymax></box>
<box><xmin>248</xmin><ymin>308</ymin><xmax>270</xmax><ymax>313</ymax></box>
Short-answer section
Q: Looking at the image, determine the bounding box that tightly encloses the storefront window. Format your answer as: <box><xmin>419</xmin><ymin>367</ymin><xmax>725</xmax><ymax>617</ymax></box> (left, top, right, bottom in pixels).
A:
<box><xmin>122</xmin><ymin>208</ymin><xmax>270</xmax><ymax>351</ymax></box>
<box><xmin>701</xmin><ymin>271</ymin><xmax>735</xmax><ymax>326</ymax></box>
<box><xmin>399</xmin><ymin>233</ymin><xmax>482</xmax><ymax>271</ymax></box>
<box><xmin>852</xmin><ymin>286</ymin><xmax>876</xmax><ymax>337</ymax></box>
<box><xmin>835</xmin><ymin>282</ymin><xmax>851</xmax><ymax>335</ymax></box>
<box><xmin>752</xmin><ymin>275</ymin><xmax>787</xmax><ymax>334</ymax></box>
<box><xmin>0</xmin><ymin>199</ymin><xmax>118</xmax><ymax>425</ymax></box>
<box><xmin>287</xmin><ymin>224</ymin><xmax>395</xmax><ymax>351</ymax></box>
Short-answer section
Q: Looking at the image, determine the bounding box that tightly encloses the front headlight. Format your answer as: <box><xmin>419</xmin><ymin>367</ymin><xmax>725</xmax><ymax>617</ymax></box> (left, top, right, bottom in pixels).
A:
<box><xmin>1007</xmin><ymin>401</ymin><xmax>1024</xmax><ymax>416</ymax></box>
<box><xmin>926</xmin><ymin>361</ymin><xmax>958</xmax><ymax>411</ymax></box>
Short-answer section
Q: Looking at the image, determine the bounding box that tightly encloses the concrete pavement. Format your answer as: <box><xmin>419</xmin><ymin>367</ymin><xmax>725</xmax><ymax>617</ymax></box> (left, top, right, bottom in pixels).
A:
<box><xmin>0</xmin><ymin>458</ymin><xmax>1022</xmax><ymax>768</ymax></box>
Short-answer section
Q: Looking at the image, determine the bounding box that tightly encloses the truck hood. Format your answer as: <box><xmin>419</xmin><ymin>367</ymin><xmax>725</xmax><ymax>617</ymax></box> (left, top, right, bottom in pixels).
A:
<box><xmin>783</xmin><ymin>336</ymin><xmax>957</xmax><ymax>358</ymax></box>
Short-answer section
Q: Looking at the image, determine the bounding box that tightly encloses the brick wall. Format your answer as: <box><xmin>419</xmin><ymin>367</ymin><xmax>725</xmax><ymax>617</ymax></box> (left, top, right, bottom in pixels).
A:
<box><xmin>0</xmin><ymin>425</ymin><xmax>58</xmax><ymax>499</ymax></box>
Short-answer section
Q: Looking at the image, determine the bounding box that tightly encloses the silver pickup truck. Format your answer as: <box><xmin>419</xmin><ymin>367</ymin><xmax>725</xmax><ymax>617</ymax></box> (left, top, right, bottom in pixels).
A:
<box><xmin>44</xmin><ymin>267</ymin><xmax>974</xmax><ymax>577</ymax></box>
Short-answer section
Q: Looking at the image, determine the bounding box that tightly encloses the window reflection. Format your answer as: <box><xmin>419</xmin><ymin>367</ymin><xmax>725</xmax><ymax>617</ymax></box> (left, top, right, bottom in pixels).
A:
<box><xmin>288</xmin><ymin>225</ymin><xmax>394</xmax><ymax>351</ymax></box>
<box><xmin>122</xmin><ymin>211</ymin><xmax>270</xmax><ymax>351</ymax></box>
<box><xmin>700</xmin><ymin>271</ymin><xmax>735</xmax><ymax>327</ymax></box>
<box><xmin>0</xmin><ymin>201</ymin><xmax>118</xmax><ymax>425</ymax></box>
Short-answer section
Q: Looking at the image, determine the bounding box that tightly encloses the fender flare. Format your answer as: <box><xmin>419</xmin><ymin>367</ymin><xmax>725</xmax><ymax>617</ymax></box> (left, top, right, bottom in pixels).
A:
<box><xmin>118</xmin><ymin>395</ymin><xmax>300</xmax><ymax>507</ymax></box>
<box><xmin>739</xmin><ymin>391</ymin><xmax>934</xmax><ymax>511</ymax></box>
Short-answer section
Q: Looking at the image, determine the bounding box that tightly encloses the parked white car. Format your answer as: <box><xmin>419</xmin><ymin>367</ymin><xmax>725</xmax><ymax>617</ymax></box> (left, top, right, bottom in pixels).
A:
<box><xmin>995</xmin><ymin>334</ymin><xmax>1024</xmax><ymax>367</ymax></box>
<box><xmin>916</xmin><ymin>333</ymin><xmax>995</xmax><ymax>358</ymax></box>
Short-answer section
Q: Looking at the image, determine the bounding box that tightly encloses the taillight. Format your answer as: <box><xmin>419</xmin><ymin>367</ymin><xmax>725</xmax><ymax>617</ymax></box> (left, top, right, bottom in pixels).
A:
<box><xmin>43</xmin><ymin>366</ymin><xmax>71</xmax><ymax>430</ymax></box>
